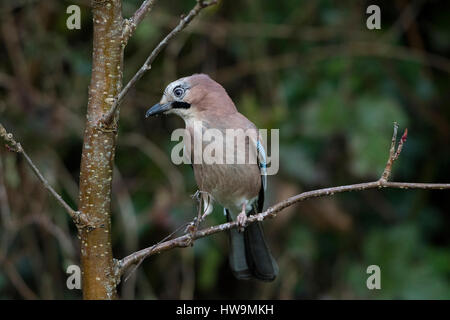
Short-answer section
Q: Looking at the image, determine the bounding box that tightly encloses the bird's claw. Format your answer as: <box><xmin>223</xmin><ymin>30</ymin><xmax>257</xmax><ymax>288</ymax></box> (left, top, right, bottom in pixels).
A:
<box><xmin>191</xmin><ymin>190</ymin><xmax>201</xmax><ymax>201</ymax></box>
<box><xmin>184</xmin><ymin>220</ymin><xmax>198</xmax><ymax>247</ymax></box>
<box><xmin>185</xmin><ymin>219</ymin><xmax>197</xmax><ymax>234</ymax></box>
<box><xmin>185</xmin><ymin>234</ymin><xmax>194</xmax><ymax>247</ymax></box>
<box><xmin>236</xmin><ymin>211</ymin><xmax>247</xmax><ymax>232</ymax></box>
<box><xmin>185</xmin><ymin>215</ymin><xmax>204</xmax><ymax>234</ymax></box>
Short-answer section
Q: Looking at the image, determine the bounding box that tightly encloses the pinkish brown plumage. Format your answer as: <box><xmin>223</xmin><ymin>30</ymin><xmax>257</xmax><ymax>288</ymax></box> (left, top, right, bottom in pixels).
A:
<box><xmin>146</xmin><ymin>74</ymin><xmax>278</xmax><ymax>281</ymax></box>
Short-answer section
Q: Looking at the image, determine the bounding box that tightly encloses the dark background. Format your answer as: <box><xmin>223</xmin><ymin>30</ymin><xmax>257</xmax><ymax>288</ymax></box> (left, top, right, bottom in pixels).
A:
<box><xmin>0</xmin><ymin>0</ymin><xmax>449</xmax><ymax>299</ymax></box>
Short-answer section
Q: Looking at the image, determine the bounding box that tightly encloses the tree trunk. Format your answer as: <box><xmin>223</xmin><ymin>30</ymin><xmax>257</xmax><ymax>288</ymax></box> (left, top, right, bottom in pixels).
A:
<box><xmin>78</xmin><ymin>0</ymin><xmax>123</xmax><ymax>300</ymax></box>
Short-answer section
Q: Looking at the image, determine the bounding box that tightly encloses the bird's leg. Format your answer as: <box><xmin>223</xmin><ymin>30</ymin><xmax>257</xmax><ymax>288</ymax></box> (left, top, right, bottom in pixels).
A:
<box><xmin>191</xmin><ymin>190</ymin><xmax>201</xmax><ymax>202</ymax></box>
<box><xmin>185</xmin><ymin>191</ymin><xmax>202</xmax><ymax>242</ymax></box>
<box><xmin>186</xmin><ymin>190</ymin><xmax>212</xmax><ymax>244</ymax></box>
<box><xmin>236</xmin><ymin>202</ymin><xmax>248</xmax><ymax>232</ymax></box>
<box><xmin>194</xmin><ymin>195</ymin><xmax>203</xmax><ymax>231</ymax></box>
<box><xmin>190</xmin><ymin>190</ymin><xmax>213</xmax><ymax>222</ymax></box>
<box><xmin>200</xmin><ymin>193</ymin><xmax>213</xmax><ymax>221</ymax></box>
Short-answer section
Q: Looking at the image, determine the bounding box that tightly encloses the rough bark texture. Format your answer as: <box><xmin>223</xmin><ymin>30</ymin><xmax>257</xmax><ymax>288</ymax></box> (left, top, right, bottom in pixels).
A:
<box><xmin>78</xmin><ymin>0</ymin><xmax>123</xmax><ymax>300</ymax></box>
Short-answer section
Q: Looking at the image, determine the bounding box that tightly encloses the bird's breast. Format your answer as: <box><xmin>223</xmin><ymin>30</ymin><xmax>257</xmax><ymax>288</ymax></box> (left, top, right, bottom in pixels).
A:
<box><xmin>193</xmin><ymin>163</ymin><xmax>261</xmax><ymax>213</ymax></box>
<box><xmin>184</xmin><ymin>116</ymin><xmax>262</xmax><ymax>213</ymax></box>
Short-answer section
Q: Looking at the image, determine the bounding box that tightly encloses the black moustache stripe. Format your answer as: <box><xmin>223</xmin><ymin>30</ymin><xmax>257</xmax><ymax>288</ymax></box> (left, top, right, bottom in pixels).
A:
<box><xmin>172</xmin><ymin>101</ymin><xmax>191</xmax><ymax>109</ymax></box>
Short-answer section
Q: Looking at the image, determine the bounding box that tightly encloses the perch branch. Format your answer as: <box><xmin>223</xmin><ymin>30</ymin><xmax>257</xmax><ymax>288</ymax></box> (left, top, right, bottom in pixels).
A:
<box><xmin>102</xmin><ymin>0</ymin><xmax>218</xmax><ymax>125</ymax></box>
<box><xmin>0</xmin><ymin>123</ymin><xmax>90</xmax><ymax>227</ymax></box>
<box><xmin>116</xmin><ymin>124</ymin><xmax>450</xmax><ymax>278</ymax></box>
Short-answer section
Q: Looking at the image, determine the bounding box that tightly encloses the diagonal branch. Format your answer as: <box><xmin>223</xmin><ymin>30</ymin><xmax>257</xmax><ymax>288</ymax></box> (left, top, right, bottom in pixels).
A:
<box><xmin>0</xmin><ymin>123</ymin><xmax>90</xmax><ymax>227</ymax></box>
<box><xmin>116</xmin><ymin>124</ymin><xmax>450</xmax><ymax>278</ymax></box>
<box><xmin>117</xmin><ymin>181</ymin><xmax>450</xmax><ymax>278</ymax></box>
<box><xmin>102</xmin><ymin>0</ymin><xmax>219</xmax><ymax>126</ymax></box>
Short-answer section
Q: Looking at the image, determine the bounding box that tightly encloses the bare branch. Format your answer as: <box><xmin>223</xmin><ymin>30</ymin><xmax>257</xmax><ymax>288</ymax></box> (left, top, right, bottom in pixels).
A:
<box><xmin>381</xmin><ymin>122</ymin><xmax>408</xmax><ymax>182</ymax></box>
<box><xmin>117</xmin><ymin>180</ymin><xmax>450</xmax><ymax>277</ymax></box>
<box><xmin>117</xmin><ymin>124</ymin><xmax>450</xmax><ymax>277</ymax></box>
<box><xmin>122</xmin><ymin>0</ymin><xmax>158</xmax><ymax>44</ymax></box>
<box><xmin>102</xmin><ymin>0</ymin><xmax>218</xmax><ymax>125</ymax></box>
<box><xmin>0</xmin><ymin>123</ymin><xmax>90</xmax><ymax>227</ymax></box>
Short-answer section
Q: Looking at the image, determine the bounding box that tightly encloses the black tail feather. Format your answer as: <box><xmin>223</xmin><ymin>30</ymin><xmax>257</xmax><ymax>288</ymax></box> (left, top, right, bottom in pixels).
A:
<box><xmin>228</xmin><ymin>226</ymin><xmax>253</xmax><ymax>280</ymax></box>
<box><xmin>244</xmin><ymin>220</ymin><xmax>278</xmax><ymax>281</ymax></box>
<box><xmin>226</xmin><ymin>209</ymin><xmax>278</xmax><ymax>281</ymax></box>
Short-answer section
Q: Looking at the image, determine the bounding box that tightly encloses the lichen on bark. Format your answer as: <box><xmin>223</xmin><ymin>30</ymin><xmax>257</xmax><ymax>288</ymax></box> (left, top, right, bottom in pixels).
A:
<box><xmin>78</xmin><ymin>0</ymin><xmax>124</xmax><ymax>300</ymax></box>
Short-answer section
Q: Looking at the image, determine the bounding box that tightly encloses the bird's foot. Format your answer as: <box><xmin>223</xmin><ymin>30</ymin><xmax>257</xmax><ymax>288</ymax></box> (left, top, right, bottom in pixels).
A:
<box><xmin>200</xmin><ymin>210</ymin><xmax>211</xmax><ymax>222</ymax></box>
<box><xmin>236</xmin><ymin>208</ymin><xmax>247</xmax><ymax>232</ymax></box>
<box><xmin>185</xmin><ymin>234</ymin><xmax>194</xmax><ymax>247</ymax></box>
<box><xmin>191</xmin><ymin>190</ymin><xmax>201</xmax><ymax>201</ymax></box>
<box><xmin>185</xmin><ymin>217</ymin><xmax>200</xmax><ymax>233</ymax></box>
<box><xmin>184</xmin><ymin>218</ymin><xmax>199</xmax><ymax>247</ymax></box>
<box><xmin>185</xmin><ymin>221</ymin><xmax>195</xmax><ymax>234</ymax></box>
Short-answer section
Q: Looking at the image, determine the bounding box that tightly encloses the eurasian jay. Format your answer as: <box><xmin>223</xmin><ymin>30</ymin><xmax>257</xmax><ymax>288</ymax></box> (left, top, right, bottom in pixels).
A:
<box><xmin>145</xmin><ymin>74</ymin><xmax>278</xmax><ymax>281</ymax></box>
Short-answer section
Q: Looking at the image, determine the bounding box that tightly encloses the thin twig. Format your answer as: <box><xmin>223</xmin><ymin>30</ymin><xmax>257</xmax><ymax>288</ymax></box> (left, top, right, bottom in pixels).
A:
<box><xmin>381</xmin><ymin>122</ymin><xmax>408</xmax><ymax>182</ymax></box>
<box><xmin>102</xmin><ymin>0</ymin><xmax>218</xmax><ymax>125</ymax></box>
<box><xmin>0</xmin><ymin>123</ymin><xmax>90</xmax><ymax>227</ymax></box>
<box><xmin>117</xmin><ymin>124</ymin><xmax>450</xmax><ymax>276</ymax></box>
<box><xmin>119</xmin><ymin>221</ymin><xmax>191</xmax><ymax>284</ymax></box>
<box><xmin>122</xmin><ymin>0</ymin><xmax>158</xmax><ymax>44</ymax></box>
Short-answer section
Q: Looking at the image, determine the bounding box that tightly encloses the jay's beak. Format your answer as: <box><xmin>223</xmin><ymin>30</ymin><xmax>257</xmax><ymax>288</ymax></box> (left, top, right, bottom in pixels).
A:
<box><xmin>145</xmin><ymin>102</ymin><xmax>172</xmax><ymax>118</ymax></box>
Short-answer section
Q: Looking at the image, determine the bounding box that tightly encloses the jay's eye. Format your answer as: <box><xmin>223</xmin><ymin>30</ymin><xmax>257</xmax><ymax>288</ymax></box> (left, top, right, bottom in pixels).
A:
<box><xmin>173</xmin><ymin>87</ymin><xmax>184</xmax><ymax>98</ymax></box>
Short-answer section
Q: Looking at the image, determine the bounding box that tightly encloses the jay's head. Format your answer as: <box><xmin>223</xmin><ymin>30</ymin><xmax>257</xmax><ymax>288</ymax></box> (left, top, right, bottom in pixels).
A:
<box><xmin>146</xmin><ymin>74</ymin><xmax>237</xmax><ymax>121</ymax></box>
